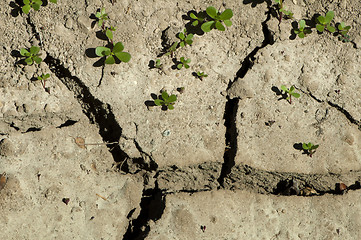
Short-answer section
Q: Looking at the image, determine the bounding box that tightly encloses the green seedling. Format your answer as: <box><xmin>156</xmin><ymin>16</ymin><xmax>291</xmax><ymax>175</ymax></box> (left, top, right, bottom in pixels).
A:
<box><xmin>22</xmin><ymin>0</ymin><xmax>57</xmax><ymax>14</ymax></box>
<box><xmin>178</xmin><ymin>29</ymin><xmax>193</xmax><ymax>48</ymax></box>
<box><xmin>177</xmin><ymin>57</ymin><xmax>191</xmax><ymax>69</ymax></box>
<box><xmin>20</xmin><ymin>46</ymin><xmax>42</xmax><ymax>65</ymax></box>
<box><xmin>337</xmin><ymin>22</ymin><xmax>351</xmax><ymax>42</ymax></box>
<box><xmin>104</xmin><ymin>26</ymin><xmax>116</xmax><ymax>42</ymax></box>
<box><xmin>155</xmin><ymin>59</ymin><xmax>162</xmax><ymax>69</ymax></box>
<box><xmin>201</xmin><ymin>6</ymin><xmax>233</xmax><ymax>32</ymax></box>
<box><xmin>196</xmin><ymin>71</ymin><xmax>208</xmax><ymax>80</ymax></box>
<box><xmin>302</xmin><ymin>142</ymin><xmax>319</xmax><ymax>157</ymax></box>
<box><xmin>95</xmin><ymin>42</ymin><xmax>131</xmax><ymax>64</ymax></box>
<box><xmin>36</xmin><ymin>73</ymin><xmax>51</xmax><ymax>93</ymax></box>
<box><xmin>190</xmin><ymin>11</ymin><xmax>207</xmax><ymax>26</ymax></box>
<box><xmin>165</xmin><ymin>42</ymin><xmax>178</xmax><ymax>57</ymax></box>
<box><xmin>95</xmin><ymin>7</ymin><xmax>109</xmax><ymax>29</ymax></box>
<box><xmin>280</xmin><ymin>85</ymin><xmax>300</xmax><ymax>104</ymax></box>
<box><xmin>154</xmin><ymin>91</ymin><xmax>177</xmax><ymax>110</ymax></box>
<box><xmin>274</xmin><ymin>0</ymin><xmax>294</xmax><ymax>22</ymax></box>
<box><xmin>316</xmin><ymin>11</ymin><xmax>335</xmax><ymax>33</ymax></box>
<box><xmin>294</xmin><ymin>20</ymin><xmax>312</xmax><ymax>38</ymax></box>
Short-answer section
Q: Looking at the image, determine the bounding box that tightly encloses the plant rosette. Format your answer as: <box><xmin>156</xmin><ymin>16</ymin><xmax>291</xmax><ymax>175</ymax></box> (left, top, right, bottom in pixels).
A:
<box><xmin>201</xmin><ymin>6</ymin><xmax>233</xmax><ymax>32</ymax></box>
<box><xmin>154</xmin><ymin>91</ymin><xmax>177</xmax><ymax>110</ymax></box>
<box><xmin>95</xmin><ymin>42</ymin><xmax>131</xmax><ymax>64</ymax></box>
<box><xmin>20</xmin><ymin>46</ymin><xmax>42</xmax><ymax>65</ymax></box>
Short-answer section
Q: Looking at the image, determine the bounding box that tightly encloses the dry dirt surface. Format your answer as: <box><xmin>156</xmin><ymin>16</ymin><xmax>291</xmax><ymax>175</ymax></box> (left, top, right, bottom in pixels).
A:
<box><xmin>0</xmin><ymin>0</ymin><xmax>360</xmax><ymax>239</ymax></box>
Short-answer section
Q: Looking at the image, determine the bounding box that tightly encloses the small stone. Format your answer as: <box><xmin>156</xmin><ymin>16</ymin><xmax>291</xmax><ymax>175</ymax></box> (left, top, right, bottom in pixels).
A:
<box><xmin>0</xmin><ymin>138</ymin><xmax>16</xmax><ymax>157</ymax></box>
<box><xmin>162</xmin><ymin>130</ymin><xmax>171</xmax><ymax>137</ymax></box>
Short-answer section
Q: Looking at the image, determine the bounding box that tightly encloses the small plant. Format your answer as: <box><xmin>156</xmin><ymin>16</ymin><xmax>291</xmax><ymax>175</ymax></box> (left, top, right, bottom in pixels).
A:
<box><xmin>36</xmin><ymin>73</ymin><xmax>51</xmax><ymax>93</ymax></box>
<box><xmin>280</xmin><ymin>85</ymin><xmax>300</xmax><ymax>104</ymax></box>
<box><xmin>302</xmin><ymin>142</ymin><xmax>319</xmax><ymax>157</ymax></box>
<box><xmin>274</xmin><ymin>0</ymin><xmax>294</xmax><ymax>23</ymax></box>
<box><xmin>95</xmin><ymin>42</ymin><xmax>131</xmax><ymax>64</ymax></box>
<box><xmin>178</xmin><ymin>29</ymin><xmax>194</xmax><ymax>48</ymax></box>
<box><xmin>196</xmin><ymin>71</ymin><xmax>208</xmax><ymax>80</ymax></box>
<box><xmin>104</xmin><ymin>26</ymin><xmax>116</xmax><ymax>43</ymax></box>
<box><xmin>155</xmin><ymin>59</ymin><xmax>162</xmax><ymax>69</ymax></box>
<box><xmin>316</xmin><ymin>11</ymin><xmax>335</xmax><ymax>33</ymax></box>
<box><xmin>294</xmin><ymin>20</ymin><xmax>312</xmax><ymax>38</ymax></box>
<box><xmin>177</xmin><ymin>57</ymin><xmax>191</xmax><ymax>69</ymax></box>
<box><xmin>201</xmin><ymin>6</ymin><xmax>233</xmax><ymax>32</ymax></box>
<box><xmin>20</xmin><ymin>46</ymin><xmax>42</xmax><ymax>65</ymax></box>
<box><xmin>190</xmin><ymin>11</ymin><xmax>207</xmax><ymax>26</ymax></box>
<box><xmin>165</xmin><ymin>42</ymin><xmax>178</xmax><ymax>57</ymax></box>
<box><xmin>95</xmin><ymin>7</ymin><xmax>109</xmax><ymax>29</ymax></box>
<box><xmin>154</xmin><ymin>91</ymin><xmax>177</xmax><ymax>110</ymax></box>
<box><xmin>337</xmin><ymin>22</ymin><xmax>351</xmax><ymax>42</ymax></box>
<box><xmin>22</xmin><ymin>0</ymin><xmax>57</xmax><ymax>14</ymax></box>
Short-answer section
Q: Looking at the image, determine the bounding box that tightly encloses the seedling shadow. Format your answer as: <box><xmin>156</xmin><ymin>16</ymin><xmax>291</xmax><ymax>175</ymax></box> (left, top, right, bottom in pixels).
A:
<box><xmin>95</xmin><ymin>30</ymin><xmax>108</xmax><ymax>41</ymax></box>
<box><xmin>271</xmin><ymin>86</ymin><xmax>287</xmax><ymax>101</ymax></box>
<box><xmin>89</xmin><ymin>13</ymin><xmax>98</xmax><ymax>29</ymax></box>
<box><xmin>11</xmin><ymin>50</ymin><xmax>27</xmax><ymax>65</ymax></box>
<box><xmin>145</xmin><ymin>93</ymin><xmax>168</xmax><ymax>111</ymax></box>
<box><xmin>182</xmin><ymin>10</ymin><xmax>206</xmax><ymax>36</ymax></box>
<box><xmin>242</xmin><ymin>0</ymin><xmax>272</xmax><ymax>8</ymax></box>
<box><xmin>293</xmin><ymin>143</ymin><xmax>308</xmax><ymax>155</ymax></box>
<box><xmin>171</xmin><ymin>58</ymin><xmax>181</xmax><ymax>70</ymax></box>
<box><xmin>148</xmin><ymin>60</ymin><xmax>156</xmax><ymax>69</ymax></box>
<box><xmin>85</xmin><ymin>48</ymin><xmax>104</xmax><ymax>67</ymax></box>
<box><xmin>9</xmin><ymin>0</ymin><xmax>23</xmax><ymax>17</ymax></box>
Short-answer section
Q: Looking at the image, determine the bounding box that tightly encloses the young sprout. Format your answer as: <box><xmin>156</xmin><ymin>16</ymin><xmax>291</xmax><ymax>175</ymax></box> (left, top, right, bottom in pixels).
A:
<box><xmin>95</xmin><ymin>42</ymin><xmax>131</xmax><ymax>64</ymax></box>
<box><xmin>20</xmin><ymin>46</ymin><xmax>42</xmax><ymax>65</ymax></box>
<box><xmin>177</xmin><ymin>57</ymin><xmax>191</xmax><ymax>69</ymax></box>
<box><xmin>302</xmin><ymin>142</ymin><xmax>319</xmax><ymax>157</ymax></box>
<box><xmin>280</xmin><ymin>85</ymin><xmax>300</xmax><ymax>104</ymax></box>
<box><xmin>337</xmin><ymin>22</ymin><xmax>351</xmax><ymax>42</ymax></box>
<box><xmin>316</xmin><ymin>11</ymin><xmax>335</xmax><ymax>33</ymax></box>
<box><xmin>201</xmin><ymin>6</ymin><xmax>233</xmax><ymax>32</ymax></box>
<box><xmin>95</xmin><ymin>7</ymin><xmax>109</xmax><ymax>29</ymax></box>
<box><xmin>105</xmin><ymin>26</ymin><xmax>116</xmax><ymax>43</ymax></box>
<box><xmin>274</xmin><ymin>0</ymin><xmax>294</xmax><ymax>23</ymax></box>
<box><xmin>178</xmin><ymin>29</ymin><xmax>193</xmax><ymax>48</ymax></box>
<box><xmin>189</xmin><ymin>11</ymin><xmax>207</xmax><ymax>26</ymax></box>
<box><xmin>154</xmin><ymin>90</ymin><xmax>177</xmax><ymax>110</ymax></box>
<box><xmin>294</xmin><ymin>20</ymin><xmax>312</xmax><ymax>38</ymax></box>
<box><xmin>155</xmin><ymin>59</ymin><xmax>162</xmax><ymax>69</ymax></box>
<box><xmin>196</xmin><ymin>71</ymin><xmax>208</xmax><ymax>80</ymax></box>
<box><xmin>22</xmin><ymin>0</ymin><xmax>42</xmax><ymax>14</ymax></box>
<box><xmin>36</xmin><ymin>73</ymin><xmax>51</xmax><ymax>93</ymax></box>
<box><xmin>165</xmin><ymin>42</ymin><xmax>178</xmax><ymax>57</ymax></box>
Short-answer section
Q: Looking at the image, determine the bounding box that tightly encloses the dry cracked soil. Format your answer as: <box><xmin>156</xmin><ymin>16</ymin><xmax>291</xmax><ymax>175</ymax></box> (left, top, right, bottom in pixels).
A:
<box><xmin>0</xmin><ymin>0</ymin><xmax>361</xmax><ymax>239</ymax></box>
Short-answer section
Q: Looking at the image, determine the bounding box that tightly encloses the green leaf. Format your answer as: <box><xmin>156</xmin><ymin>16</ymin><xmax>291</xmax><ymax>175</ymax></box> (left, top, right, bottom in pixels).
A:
<box><xmin>289</xmin><ymin>85</ymin><xmax>294</xmax><ymax>92</ymax></box>
<box><xmin>105</xmin><ymin>56</ymin><xmax>115</xmax><ymax>64</ymax></box>
<box><xmin>215</xmin><ymin>21</ymin><xmax>225</xmax><ymax>31</ymax></box>
<box><xmin>338</xmin><ymin>22</ymin><xmax>345</xmax><ymax>29</ymax></box>
<box><xmin>44</xmin><ymin>73</ymin><xmax>50</xmax><ymax>78</ymax></box>
<box><xmin>317</xmin><ymin>16</ymin><xmax>325</xmax><ymax>25</ymax></box>
<box><xmin>184</xmin><ymin>64</ymin><xmax>190</xmax><ymax>69</ymax></box>
<box><xmin>168</xmin><ymin>95</ymin><xmax>177</xmax><ymax>102</ymax></box>
<box><xmin>20</xmin><ymin>48</ymin><xmax>29</xmax><ymax>56</ymax></box>
<box><xmin>22</xmin><ymin>5</ymin><xmax>31</xmax><ymax>14</ymax></box>
<box><xmin>113</xmin><ymin>42</ymin><xmax>125</xmax><ymax>53</ymax></box>
<box><xmin>201</xmin><ymin>21</ymin><xmax>214</xmax><ymax>32</ymax></box>
<box><xmin>33</xmin><ymin>56</ymin><xmax>42</xmax><ymax>64</ymax></box>
<box><xmin>168</xmin><ymin>104</ymin><xmax>174</xmax><ymax>110</ymax></box>
<box><xmin>114</xmin><ymin>52</ymin><xmax>131</xmax><ymax>63</ymax></box>
<box><xmin>177</xmin><ymin>64</ymin><xmax>183</xmax><ymax>69</ymax></box>
<box><xmin>192</xmin><ymin>20</ymin><xmax>199</xmax><ymax>26</ymax></box>
<box><xmin>327</xmin><ymin>25</ymin><xmax>335</xmax><ymax>33</ymax></box>
<box><xmin>25</xmin><ymin>57</ymin><xmax>33</xmax><ymax>65</ymax></box>
<box><xmin>224</xmin><ymin>19</ymin><xmax>232</xmax><ymax>27</ymax></box>
<box><xmin>30</xmin><ymin>46</ymin><xmax>40</xmax><ymax>55</ymax></box>
<box><xmin>179</xmin><ymin>32</ymin><xmax>185</xmax><ymax>40</ymax></box>
<box><xmin>106</xmin><ymin>29</ymin><xmax>113</xmax><ymax>40</ymax></box>
<box><xmin>298</xmin><ymin>32</ymin><xmax>305</xmax><ymax>38</ymax></box>
<box><xmin>190</xmin><ymin>13</ymin><xmax>197</xmax><ymax>19</ymax></box>
<box><xmin>280</xmin><ymin>85</ymin><xmax>288</xmax><ymax>92</ymax></box>
<box><xmin>219</xmin><ymin>9</ymin><xmax>233</xmax><ymax>20</ymax></box>
<box><xmin>186</xmin><ymin>34</ymin><xmax>193</xmax><ymax>41</ymax></box>
<box><xmin>316</xmin><ymin>24</ymin><xmax>324</xmax><ymax>32</ymax></box>
<box><xmin>49</xmin><ymin>0</ymin><xmax>57</xmax><ymax>3</ymax></box>
<box><xmin>185</xmin><ymin>58</ymin><xmax>191</xmax><ymax>63</ymax></box>
<box><xmin>101</xmin><ymin>7</ymin><xmax>106</xmax><ymax>15</ymax></box>
<box><xmin>325</xmin><ymin>11</ymin><xmax>334</xmax><ymax>23</ymax></box>
<box><xmin>299</xmin><ymin>20</ymin><xmax>306</xmax><ymax>29</ymax></box>
<box><xmin>24</xmin><ymin>0</ymin><xmax>30</xmax><ymax>4</ymax></box>
<box><xmin>37</xmin><ymin>76</ymin><xmax>42</xmax><ymax>80</ymax></box>
<box><xmin>291</xmin><ymin>92</ymin><xmax>300</xmax><ymax>98</ymax></box>
<box><xmin>162</xmin><ymin>91</ymin><xmax>169</xmax><ymax>100</ymax></box>
<box><xmin>180</xmin><ymin>57</ymin><xmax>185</xmax><ymax>62</ymax></box>
<box><xmin>302</xmin><ymin>143</ymin><xmax>308</xmax><ymax>150</ymax></box>
<box><xmin>179</xmin><ymin>42</ymin><xmax>185</xmax><ymax>48</ymax></box>
<box><xmin>312</xmin><ymin>144</ymin><xmax>319</xmax><ymax>150</ymax></box>
<box><xmin>206</xmin><ymin>6</ymin><xmax>217</xmax><ymax>19</ymax></box>
<box><xmin>33</xmin><ymin>3</ymin><xmax>41</xmax><ymax>11</ymax></box>
<box><xmin>154</xmin><ymin>99</ymin><xmax>163</xmax><ymax>106</ymax></box>
<box><xmin>95</xmin><ymin>47</ymin><xmax>110</xmax><ymax>57</ymax></box>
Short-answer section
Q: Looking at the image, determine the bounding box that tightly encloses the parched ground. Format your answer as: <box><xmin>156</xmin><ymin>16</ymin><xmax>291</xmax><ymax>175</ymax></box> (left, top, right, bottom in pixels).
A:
<box><xmin>0</xmin><ymin>0</ymin><xmax>360</xmax><ymax>239</ymax></box>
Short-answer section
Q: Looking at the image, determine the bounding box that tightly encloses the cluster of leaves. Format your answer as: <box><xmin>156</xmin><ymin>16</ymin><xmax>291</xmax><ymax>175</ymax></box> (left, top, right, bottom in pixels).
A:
<box><xmin>302</xmin><ymin>142</ymin><xmax>319</xmax><ymax>157</ymax></box>
<box><xmin>94</xmin><ymin>8</ymin><xmax>131</xmax><ymax>64</ymax></box>
<box><xmin>36</xmin><ymin>73</ymin><xmax>51</xmax><ymax>93</ymax></box>
<box><xmin>191</xmin><ymin>6</ymin><xmax>233</xmax><ymax>32</ymax></box>
<box><xmin>165</xmin><ymin>29</ymin><xmax>193</xmax><ymax>56</ymax></box>
<box><xmin>294</xmin><ymin>11</ymin><xmax>351</xmax><ymax>42</ymax></box>
<box><xmin>22</xmin><ymin>0</ymin><xmax>57</xmax><ymax>14</ymax></box>
<box><xmin>280</xmin><ymin>85</ymin><xmax>300</xmax><ymax>104</ymax></box>
<box><xmin>154</xmin><ymin>91</ymin><xmax>177</xmax><ymax>110</ymax></box>
<box><xmin>177</xmin><ymin>57</ymin><xmax>191</xmax><ymax>69</ymax></box>
<box><xmin>196</xmin><ymin>71</ymin><xmax>208</xmax><ymax>80</ymax></box>
<box><xmin>20</xmin><ymin>46</ymin><xmax>42</xmax><ymax>65</ymax></box>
